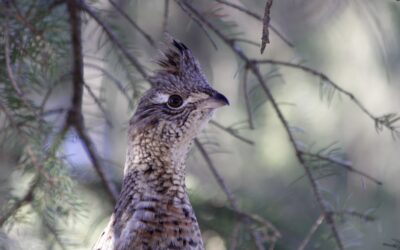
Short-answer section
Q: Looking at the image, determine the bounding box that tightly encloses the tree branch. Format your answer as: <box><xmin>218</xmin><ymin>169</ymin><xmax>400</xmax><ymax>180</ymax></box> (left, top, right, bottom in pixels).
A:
<box><xmin>214</xmin><ymin>0</ymin><xmax>294</xmax><ymax>48</ymax></box>
<box><xmin>177</xmin><ymin>1</ymin><xmax>344</xmax><ymax>248</ymax></box>
<box><xmin>209</xmin><ymin>120</ymin><xmax>254</xmax><ymax>145</ymax></box>
<box><xmin>108</xmin><ymin>0</ymin><xmax>156</xmax><ymax>48</ymax></box>
<box><xmin>84</xmin><ymin>62</ymin><xmax>133</xmax><ymax>105</ymax></box>
<box><xmin>255</xmin><ymin>59</ymin><xmax>399</xmax><ymax>135</ymax></box>
<box><xmin>242</xmin><ymin>67</ymin><xmax>254</xmax><ymax>129</ymax></box>
<box><xmin>67</xmin><ymin>0</ymin><xmax>118</xmax><ymax>203</ymax></box>
<box><xmin>83</xmin><ymin>82</ymin><xmax>113</xmax><ymax>127</ymax></box>
<box><xmin>300</xmin><ymin>150</ymin><xmax>382</xmax><ymax>185</ymax></box>
<box><xmin>79</xmin><ymin>0</ymin><xmax>151</xmax><ymax>84</ymax></box>
<box><xmin>194</xmin><ymin>139</ymin><xmax>280</xmax><ymax>249</ymax></box>
<box><xmin>260</xmin><ymin>0</ymin><xmax>273</xmax><ymax>54</ymax></box>
<box><xmin>297</xmin><ymin>214</ymin><xmax>324</xmax><ymax>250</ymax></box>
<box><xmin>0</xmin><ymin>179</ymin><xmax>38</xmax><ymax>227</ymax></box>
<box><xmin>177</xmin><ymin>0</ymin><xmax>218</xmax><ymax>50</ymax></box>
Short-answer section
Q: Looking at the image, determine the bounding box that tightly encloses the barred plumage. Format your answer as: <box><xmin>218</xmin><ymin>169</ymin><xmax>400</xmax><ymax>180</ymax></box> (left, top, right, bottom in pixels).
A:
<box><xmin>92</xmin><ymin>38</ymin><xmax>228</xmax><ymax>250</ymax></box>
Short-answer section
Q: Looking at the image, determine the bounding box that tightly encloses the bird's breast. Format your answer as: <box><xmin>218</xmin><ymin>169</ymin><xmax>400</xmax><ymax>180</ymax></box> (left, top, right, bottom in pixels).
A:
<box><xmin>116</xmin><ymin>197</ymin><xmax>204</xmax><ymax>250</ymax></box>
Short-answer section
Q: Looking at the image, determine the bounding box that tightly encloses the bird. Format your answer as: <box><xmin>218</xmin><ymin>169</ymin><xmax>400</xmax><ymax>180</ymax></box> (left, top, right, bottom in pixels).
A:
<box><xmin>92</xmin><ymin>38</ymin><xmax>229</xmax><ymax>250</ymax></box>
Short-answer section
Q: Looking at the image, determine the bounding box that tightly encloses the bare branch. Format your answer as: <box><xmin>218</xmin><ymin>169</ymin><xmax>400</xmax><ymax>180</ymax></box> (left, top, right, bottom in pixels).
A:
<box><xmin>214</xmin><ymin>0</ymin><xmax>294</xmax><ymax>48</ymax></box>
<box><xmin>333</xmin><ymin>210</ymin><xmax>375</xmax><ymax>222</ymax></box>
<box><xmin>260</xmin><ymin>0</ymin><xmax>273</xmax><ymax>54</ymax></box>
<box><xmin>242</xmin><ymin>67</ymin><xmax>254</xmax><ymax>129</ymax></box>
<box><xmin>194</xmin><ymin>139</ymin><xmax>280</xmax><ymax>249</ymax></box>
<box><xmin>297</xmin><ymin>214</ymin><xmax>324</xmax><ymax>250</ymax></box>
<box><xmin>210</xmin><ymin>120</ymin><xmax>254</xmax><ymax>145</ymax></box>
<box><xmin>67</xmin><ymin>0</ymin><xmax>118</xmax><ymax>203</ymax></box>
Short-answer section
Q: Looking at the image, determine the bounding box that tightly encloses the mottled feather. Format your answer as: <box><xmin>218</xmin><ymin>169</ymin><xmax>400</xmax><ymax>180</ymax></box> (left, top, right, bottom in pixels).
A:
<box><xmin>92</xmin><ymin>37</ymin><xmax>228</xmax><ymax>250</ymax></box>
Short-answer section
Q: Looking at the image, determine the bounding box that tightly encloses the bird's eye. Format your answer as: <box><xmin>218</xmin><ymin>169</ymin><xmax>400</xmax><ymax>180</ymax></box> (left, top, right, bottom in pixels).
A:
<box><xmin>167</xmin><ymin>94</ymin><xmax>184</xmax><ymax>108</ymax></box>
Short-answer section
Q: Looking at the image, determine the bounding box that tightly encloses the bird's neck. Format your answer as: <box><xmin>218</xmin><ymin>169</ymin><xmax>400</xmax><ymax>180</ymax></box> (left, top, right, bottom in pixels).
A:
<box><xmin>110</xmin><ymin>125</ymin><xmax>204</xmax><ymax>249</ymax></box>
<box><xmin>122</xmin><ymin>126</ymin><xmax>193</xmax><ymax>199</ymax></box>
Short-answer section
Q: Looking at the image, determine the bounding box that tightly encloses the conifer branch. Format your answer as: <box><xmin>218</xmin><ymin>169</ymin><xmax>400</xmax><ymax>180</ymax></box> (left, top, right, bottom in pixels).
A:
<box><xmin>254</xmin><ymin>59</ymin><xmax>400</xmax><ymax>136</ymax></box>
<box><xmin>83</xmin><ymin>82</ymin><xmax>113</xmax><ymax>127</ymax></box>
<box><xmin>300</xmin><ymin>150</ymin><xmax>382</xmax><ymax>185</ymax></box>
<box><xmin>78</xmin><ymin>0</ymin><xmax>151</xmax><ymax>84</ymax></box>
<box><xmin>66</xmin><ymin>0</ymin><xmax>118</xmax><ymax>203</ymax></box>
<box><xmin>177</xmin><ymin>1</ymin><xmax>346</xmax><ymax>248</ymax></box>
<box><xmin>194</xmin><ymin>139</ymin><xmax>280</xmax><ymax>249</ymax></box>
<box><xmin>84</xmin><ymin>62</ymin><xmax>133</xmax><ymax>105</ymax></box>
<box><xmin>0</xmin><ymin>179</ymin><xmax>38</xmax><ymax>227</ymax></box>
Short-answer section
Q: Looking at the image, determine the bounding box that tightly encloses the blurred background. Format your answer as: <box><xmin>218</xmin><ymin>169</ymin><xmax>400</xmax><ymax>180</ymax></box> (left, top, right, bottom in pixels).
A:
<box><xmin>1</xmin><ymin>0</ymin><xmax>400</xmax><ymax>249</ymax></box>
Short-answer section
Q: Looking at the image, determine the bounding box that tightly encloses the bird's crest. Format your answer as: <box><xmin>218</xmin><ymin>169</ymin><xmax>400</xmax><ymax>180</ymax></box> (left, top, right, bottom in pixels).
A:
<box><xmin>156</xmin><ymin>36</ymin><xmax>203</xmax><ymax>77</ymax></box>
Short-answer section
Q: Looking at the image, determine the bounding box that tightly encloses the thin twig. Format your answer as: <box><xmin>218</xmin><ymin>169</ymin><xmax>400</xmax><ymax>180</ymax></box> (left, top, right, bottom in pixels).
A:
<box><xmin>210</xmin><ymin>120</ymin><xmax>254</xmax><ymax>145</ymax></box>
<box><xmin>333</xmin><ymin>210</ymin><xmax>375</xmax><ymax>222</ymax></box>
<box><xmin>177</xmin><ymin>1</ymin><xmax>218</xmax><ymax>50</ymax></box>
<box><xmin>0</xmin><ymin>101</ymin><xmax>17</xmax><ymax>129</ymax></box>
<box><xmin>79</xmin><ymin>0</ymin><xmax>151</xmax><ymax>84</ymax></box>
<box><xmin>214</xmin><ymin>0</ymin><xmax>294</xmax><ymax>48</ymax></box>
<box><xmin>297</xmin><ymin>214</ymin><xmax>324</xmax><ymax>250</ymax></box>
<box><xmin>178</xmin><ymin>1</ymin><xmax>343</xmax><ymax>248</ymax></box>
<box><xmin>83</xmin><ymin>82</ymin><xmax>113</xmax><ymax>127</ymax></box>
<box><xmin>194</xmin><ymin>140</ymin><xmax>237</xmax><ymax>209</ymax></box>
<box><xmin>233</xmin><ymin>38</ymin><xmax>259</xmax><ymax>47</ymax></box>
<box><xmin>251</xmin><ymin>59</ymin><xmax>345</xmax><ymax>250</ymax></box>
<box><xmin>230</xmin><ymin>209</ymin><xmax>280</xmax><ymax>240</ymax></box>
<box><xmin>67</xmin><ymin>0</ymin><xmax>118</xmax><ymax>203</ymax></box>
<box><xmin>255</xmin><ymin>59</ymin><xmax>396</xmax><ymax>134</ymax></box>
<box><xmin>8</xmin><ymin>0</ymin><xmax>43</xmax><ymax>37</ymax></box>
<box><xmin>26</xmin><ymin>146</ymin><xmax>55</xmax><ymax>185</ymax></box>
<box><xmin>108</xmin><ymin>0</ymin><xmax>156</xmax><ymax>48</ymax></box>
<box><xmin>41</xmin><ymin>212</ymin><xmax>68</xmax><ymax>250</ymax></box>
<box><xmin>300</xmin><ymin>150</ymin><xmax>382</xmax><ymax>185</ymax></box>
<box><xmin>242</xmin><ymin>67</ymin><xmax>254</xmax><ymax>129</ymax></box>
<box><xmin>260</xmin><ymin>0</ymin><xmax>273</xmax><ymax>54</ymax></box>
<box><xmin>0</xmin><ymin>179</ymin><xmax>39</xmax><ymax>227</ymax></box>
<box><xmin>163</xmin><ymin>0</ymin><xmax>170</xmax><ymax>33</ymax></box>
<box><xmin>194</xmin><ymin>139</ymin><xmax>279</xmax><ymax>249</ymax></box>
<box><xmin>84</xmin><ymin>62</ymin><xmax>133</xmax><ymax>105</ymax></box>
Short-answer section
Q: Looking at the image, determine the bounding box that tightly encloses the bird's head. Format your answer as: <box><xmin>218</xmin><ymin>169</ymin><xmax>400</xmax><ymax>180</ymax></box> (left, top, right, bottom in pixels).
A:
<box><xmin>129</xmin><ymin>39</ymin><xmax>228</xmax><ymax>157</ymax></box>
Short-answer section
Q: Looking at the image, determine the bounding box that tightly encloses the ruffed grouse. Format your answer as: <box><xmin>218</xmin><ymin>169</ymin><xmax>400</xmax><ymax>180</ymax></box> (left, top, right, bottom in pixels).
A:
<box><xmin>92</xmin><ymin>39</ymin><xmax>229</xmax><ymax>250</ymax></box>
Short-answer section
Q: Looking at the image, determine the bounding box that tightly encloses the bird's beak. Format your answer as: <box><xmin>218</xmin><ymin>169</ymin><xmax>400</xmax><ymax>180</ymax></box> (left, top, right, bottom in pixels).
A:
<box><xmin>202</xmin><ymin>92</ymin><xmax>230</xmax><ymax>109</ymax></box>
